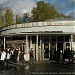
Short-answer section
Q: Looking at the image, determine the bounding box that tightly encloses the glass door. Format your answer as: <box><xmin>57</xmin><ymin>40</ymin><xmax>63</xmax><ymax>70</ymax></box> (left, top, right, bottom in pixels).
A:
<box><xmin>50</xmin><ymin>43</ymin><xmax>56</xmax><ymax>61</ymax></box>
<box><xmin>44</xmin><ymin>43</ymin><xmax>49</xmax><ymax>59</ymax></box>
<box><xmin>57</xmin><ymin>43</ymin><xmax>63</xmax><ymax>62</ymax></box>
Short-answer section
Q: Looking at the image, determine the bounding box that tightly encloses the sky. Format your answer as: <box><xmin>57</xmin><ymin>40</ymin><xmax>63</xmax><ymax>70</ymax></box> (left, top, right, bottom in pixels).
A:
<box><xmin>0</xmin><ymin>0</ymin><xmax>75</xmax><ymax>18</ymax></box>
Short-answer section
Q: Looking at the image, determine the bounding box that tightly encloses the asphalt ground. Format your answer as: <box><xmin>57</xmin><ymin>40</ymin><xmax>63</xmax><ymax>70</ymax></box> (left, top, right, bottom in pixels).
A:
<box><xmin>0</xmin><ymin>61</ymin><xmax>75</xmax><ymax>75</ymax></box>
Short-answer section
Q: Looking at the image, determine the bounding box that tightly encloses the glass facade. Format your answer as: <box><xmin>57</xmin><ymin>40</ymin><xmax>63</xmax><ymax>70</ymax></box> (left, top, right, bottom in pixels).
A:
<box><xmin>1</xmin><ymin>34</ymin><xmax>71</xmax><ymax>61</ymax></box>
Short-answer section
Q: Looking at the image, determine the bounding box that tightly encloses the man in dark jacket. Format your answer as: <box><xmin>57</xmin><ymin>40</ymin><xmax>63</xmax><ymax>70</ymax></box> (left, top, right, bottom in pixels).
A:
<box><xmin>13</xmin><ymin>49</ymin><xmax>18</xmax><ymax>63</ymax></box>
<box><xmin>19</xmin><ymin>51</ymin><xmax>25</xmax><ymax>66</ymax></box>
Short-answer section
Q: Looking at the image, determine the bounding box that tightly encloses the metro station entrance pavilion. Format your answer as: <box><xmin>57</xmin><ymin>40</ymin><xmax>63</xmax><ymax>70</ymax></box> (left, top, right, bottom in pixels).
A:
<box><xmin>0</xmin><ymin>20</ymin><xmax>75</xmax><ymax>61</ymax></box>
<box><xmin>2</xmin><ymin>34</ymin><xmax>72</xmax><ymax>61</ymax></box>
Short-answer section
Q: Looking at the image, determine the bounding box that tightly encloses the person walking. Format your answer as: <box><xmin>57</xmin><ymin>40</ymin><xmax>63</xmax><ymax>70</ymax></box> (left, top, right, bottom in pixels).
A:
<box><xmin>60</xmin><ymin>50</ymin><xmax>63</xmax><ymax>63</ymax></box>
<box><xmin>30</xmin><ymin>48</ymin><xmax>34</xmax><ymax>64</ymax></box>
<box><xmin>19</xmin><ymin>51</ymin><xmax>25</xmax><ymax>67</ymax></box>
<box><xmin>13</xmin><ymin>48</ymin><xmax>18</xmax><ymax>63</ymax></box>
<box><xmin>10</xmin><ymin>49</ymin><xmax>14</xmax><ymax>62</ymax></box>
<box><xmin>5</xmin><ymin>48</ymin><xmax>11</xmax><ymax>69</ymax></box>
<box><xmin>57</xmin><ymin>48</ymin><xmax>60</xmax><ymax>63</ymax></box>
<box><xmin>0</xmin><ymin>50</ymin><xmax>6</xmax><ymax>70</ymax></box>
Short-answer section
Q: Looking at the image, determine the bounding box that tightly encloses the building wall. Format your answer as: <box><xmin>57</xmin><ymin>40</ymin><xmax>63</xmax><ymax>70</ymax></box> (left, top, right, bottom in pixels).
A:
<box><xmin>0</xmin><ymin>20</ymin><xmax>75</xmax><ymax>61</ymax></box>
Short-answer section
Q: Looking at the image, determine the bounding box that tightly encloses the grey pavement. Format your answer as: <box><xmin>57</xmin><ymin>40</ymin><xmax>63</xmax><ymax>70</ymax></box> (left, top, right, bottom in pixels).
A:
<box><xmin>0</xmin><ymin>61</ymin><xmax>75</xmax><ymax>75</ymax></box>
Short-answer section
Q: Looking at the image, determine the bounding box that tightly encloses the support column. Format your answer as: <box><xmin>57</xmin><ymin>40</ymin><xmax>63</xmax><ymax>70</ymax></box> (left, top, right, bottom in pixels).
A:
<box><xmin>62</xmin><ymin>35</ymin><xmax>65</xmax><ymax>63</ymax></box>
<box><xmin>40</xmin><ymin>36</ymin><xmax>42</xmax><ymax>60</ymax></box>
<box><xmin>71</xmin><ymin>35</ymin><xmax>73</xmax><ymax>50</ymax></box>
<box><xmin>22</xmin><ymin>42</ymin><xmax>24</xmax><ymax>51</ymax></box>
<box><xmin>30</xmin><ymin>36</ymin><xmax>32</xmax><ymax>51</ymax></box>
<box><xmin>42</xmin><ymin>36</ymin><xmax>44</xmax><ymax>60</ymax></box>
<box><xmin>63</xmin><ymin>36</ymin><xmax>65</xmax><ymax>53</ymax></box>
<box><xmin>49</xmin><ymin>36</ymin><xmax>50</xmax><ymax>59</ymax></box>
<box><xmin>56</xmin><ymin>36</ymin><xmax>57</xmax><ymax>51</ymax></box>
<box><xmin>36</xmin><ymin>35</ymin><xmax>38</xmax><ymax>61</ymax></box>
<box><xmin>4</xmin><ymin>36</ymin><xmax>6</xmax><ymax>49</ymax></box>
<box><xmin>55</xmin><ymin>43</ymin><xmax>57</xmax><ymax>61</ymax></box>
<box><xmin>26</xmin><ymin>35</ymin><xmax>29</xmax><ymax>53</ymax></box>
<box><xmin>25</xmin><ymin>35</ymin><xmax>29</xmax><ymax>61</ymax></box>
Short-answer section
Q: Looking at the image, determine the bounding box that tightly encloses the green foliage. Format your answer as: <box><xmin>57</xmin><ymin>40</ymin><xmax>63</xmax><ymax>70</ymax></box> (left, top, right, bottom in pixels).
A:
<box><xmin>31</xmin><ymin>1</ymin><xmax>67</xmax><ymax>22</ymax></box>
<box><xmin>16</xmin><ymin>15</ymin><xmax>22</xmax><ymax>24</ymax></box>
<box><xmin>0</xmin><ymin>8</ymin><xmax>4</xmax><ymax>27</ymax></box>
<box><xmin>0</xmin><ymin>14</ymin><xmax>4</xmax><ymax>27</ymax></box>
<box><xmin>22</xmin><ymin>13</ymin><xmax>29</xmax><ymax>23</ymax></box>
<box><xmin>16</xmin><ymin>13</ymin><xmax>30</xmax><ymax>24</ymax></box>
<box><xmin>0</xmin><ymin>1</ymin><xmax>69</xmax><ymax>28</ymax></box>
<box><xmin>4</xmin><ymin>7</ymin><xmax>14</xmax><ymax>26</ymax></box>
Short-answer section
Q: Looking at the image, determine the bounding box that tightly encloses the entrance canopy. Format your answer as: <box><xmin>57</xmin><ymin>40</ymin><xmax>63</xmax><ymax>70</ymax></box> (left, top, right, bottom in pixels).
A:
<box><xmin>0</xmin><ymin>19</ymin><xmax>75</xmax><ymax>36</ymax></box>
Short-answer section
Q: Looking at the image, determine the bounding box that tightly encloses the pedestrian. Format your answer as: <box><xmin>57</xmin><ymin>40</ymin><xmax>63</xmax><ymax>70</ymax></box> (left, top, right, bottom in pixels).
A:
<box><xmin>19</xmin><ymin>51</ymin><xmax>25</xmax><ymax>67</ymax></box>
<box><xmin>30</xmin><ymin>48</ymin><xmax>34</xmax><ymax>64</ymax></box>
<box><xmin>0</xmin><ymin>50</ymin><xmax>2</xmax><ymax>59</ymax></box>
<box><xmin>13</xmin><ymin>48</ymin><xmax>18</xmax><ymax>63</ymax></box>
<box><xmin>60</xmin><ymin>50</ymin><xmax>63</xmax><ymax>63</ymax></box>
<box><xmin>66</xmin><ymin>47</ymin><xmax>70</xmax><ymax>63</ymax></box>
<box><xmin>10</xmin><ymin>49</ymin><xmax>14</xmax><ymax>62</ymax></box>
<box><xmin>0</xmin><ymin>50</ymin><xmax>6</xmax><ymax>70</ymax></box>
<box><xmin>5</xmin><ymin>48</ymin><xmax>11</xmax><ymax>69</ymax></box>
<box><xmin>57</xmin><ymin>48</ymin><xmax>60</xmax><ymax>63</ymax></box>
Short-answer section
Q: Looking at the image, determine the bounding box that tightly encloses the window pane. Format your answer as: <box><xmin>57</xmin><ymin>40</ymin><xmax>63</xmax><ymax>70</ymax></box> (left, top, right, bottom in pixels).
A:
<box><xmin>57</xmin><ymin>36</ymin><xmax>63</xmax><ymax>41</ymax></box>
<box><xmin>50</xmin><ymin>36</ymin><xmax>56</xmax><ymax>42</ymax></box>
<box><xmin>44</xmin><ymin>36</ymin><xmax>49</xmax><ymax>42</ymax></box>
<box><xmin>65</xmin><ymin>35</ymin><xmax>69</xmax><ymax>42</ymax></box>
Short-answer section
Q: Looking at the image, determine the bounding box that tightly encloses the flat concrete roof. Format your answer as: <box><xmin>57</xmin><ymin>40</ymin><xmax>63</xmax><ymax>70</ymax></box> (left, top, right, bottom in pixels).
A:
<box><xmin>0</xmin><ymin>20</ymin><xmax>75</xmax><ymax>36</ymax></box>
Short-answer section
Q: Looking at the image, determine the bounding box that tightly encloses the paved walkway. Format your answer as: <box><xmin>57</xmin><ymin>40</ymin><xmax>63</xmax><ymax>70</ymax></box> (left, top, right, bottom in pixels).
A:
<box><xmin>0</xmin><ymin>61</ymin><xmax>75</xmax><ymax>75</ymax></box>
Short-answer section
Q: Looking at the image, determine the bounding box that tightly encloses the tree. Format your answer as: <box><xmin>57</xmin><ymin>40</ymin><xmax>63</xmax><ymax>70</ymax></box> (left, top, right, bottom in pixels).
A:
<box><xmin>22</xmin><ymin>13</ymin><xmax>29</xmax><ymax>23</ymax></box>
<box><xmin>16</xmin><ymin>13</ymin><xmax>30</xmax><ymax>24</ymax></box>
<box><xmin>4</xmin><ymin>7</ymin><xmax>14</xmax><ymax>26</ymax></box>
<box><xmin>0</xmin><ymin>7</ymin><xmax>4</xmax><ymax>27</ymax></box>
<box><xmin>31</xmin><ymin>1</ymin><xmax>67</xmax><ymax>22</ymax></box>
<box><xmin>16</xmin><ymin>15</ymin><xmax>22</xmax><ymax>24</ymax></box>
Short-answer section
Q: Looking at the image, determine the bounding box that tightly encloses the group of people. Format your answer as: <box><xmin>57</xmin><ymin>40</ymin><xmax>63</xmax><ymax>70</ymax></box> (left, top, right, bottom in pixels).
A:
<box><xmin>0</xmin><ymin>47</ymin><xmax>25</xmax><ymax>69</ymax></box>
<box><xmin>63</xmin><ymin>48</ymin><xmax>75</xmax><ymax>64</ymax></box>
<box><xmin>57</xmin><ymin>48</ymin><xmax>75</xmax><ymax>64</ymax></box>
<box><xmin>50</xmin><ymin>46</ymin><xmax>75</xmax><ymax>64</ymax></box>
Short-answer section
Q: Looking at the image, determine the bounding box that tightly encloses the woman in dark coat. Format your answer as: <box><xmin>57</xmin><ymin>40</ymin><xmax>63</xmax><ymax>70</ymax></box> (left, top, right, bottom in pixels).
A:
<box><xmin>19</xmin><ymin>51</ymin><xmax>25</xmax><ymax>66</ymax></box>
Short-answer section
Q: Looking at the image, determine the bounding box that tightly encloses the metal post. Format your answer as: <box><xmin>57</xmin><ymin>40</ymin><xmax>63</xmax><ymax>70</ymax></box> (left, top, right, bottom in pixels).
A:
<box><xmin>22</xmin><ymin>43</ymin><xmax>23</xmax><ymax>51</ymax></box>
<box><xmin>36</xmin><ymin>35</ymin><xmax>38</xmax><ymax>61</ymax></box>
<box><xmin>26</xmin><ymin>35</ymin><xmax>29</xmax><ymax>61</ymax></box>
<box><xmin>62</xmin><ymin>35</ymin><xmax>65</xmax><ymax>63</ymax></box>
<box><xmin>30</xmin><ymin>36</ymin><xmax>32</xmax><ymax>51</ymax></box>
<box><xmin>49</xmin><ymin>36</ymin><xmax>50</xmax><ymax>60</ymax></box>
<box><xmin>71</xmin><ymin>35</ymin><xmax>73</xmax><ymax>50</ymax></box>
<box><xmin>40</xmin><ymin>35</ymin><xmax>42</xmax><ymax>60</ymax></box>
<box><xmin>42</xmin><ymin>36</ymin><xmax>44</xmax><ymax>60</ymax></box>
<box><xmin>63</xmin><ymin>36</ymin><xmax>65</xmax><ymax>53</ymax></box>
<box><xmin>56</xmin><ymin>36</ymin><xmax>57</xmax><ymax>51</ymax></box>
<box><xmin>26</xmin><ymin>35</ymin><xmax>29</xmax><ymax>53</ymax></box>
<box><xmin>4</xmin><ymin>36</ymin><xmax>5</xmax><ymax>49</ymax></box>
